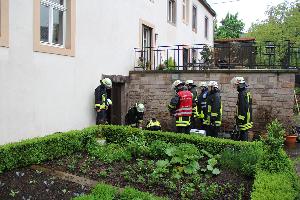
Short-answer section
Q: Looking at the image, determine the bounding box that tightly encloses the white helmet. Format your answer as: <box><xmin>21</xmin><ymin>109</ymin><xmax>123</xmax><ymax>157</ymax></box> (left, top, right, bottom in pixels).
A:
<box><xmin>172</xmin><ymin>80</ymin><xmax>183</xmax><ymax>89</ymax></box>
<box><xmin>208</xmin><ymin>81</ymin><xmax>219</xmax><ymax>89</ymax></box>
<box><xmin>185</xmin><ymin>80</ymin><xmax>194</xmax><ymax>85</ymax></box>
<box><xmin>102</xmin><ymin>78</ymin><xmax>112</xmax><ymax>89</ymax></box>
<box><xmin>231</xmin><ymin>77</ymin><xmax>245</xmax><ymax>85</ymax></box>
<box><xmin>199</xmin><ymin>81</ymin><xmax>208</xmax><ymax>88</ymax></box>
<box><xmin>136</xmin><ymin>103</ymin><xmax>145</xmax><ymax>113</ymax></box>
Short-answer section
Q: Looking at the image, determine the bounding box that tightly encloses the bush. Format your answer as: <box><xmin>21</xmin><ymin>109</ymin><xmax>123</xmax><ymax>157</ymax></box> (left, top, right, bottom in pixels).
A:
<box><xmin>251</xmin><ymin>171</ymin><xmax>299</xmax><ymax>200</ymax></box>
<box><xmin>220</xmin><ymin>144</ymin><xmax>264</xmax><ymax>177</ymax></box>
<box><xmin>73</xmin><ymin>183</ymin><xmax>168</xmax><ymax>200</ymax></box>
<box><xmin>100</xmin><ymin>125</ymin><xmax>258</xmax><ymax>155</ymax></box>
<box><xmin>0</xmin><ymin>126</ymin><xmax>99</xmax><ymax>173</ymax></box>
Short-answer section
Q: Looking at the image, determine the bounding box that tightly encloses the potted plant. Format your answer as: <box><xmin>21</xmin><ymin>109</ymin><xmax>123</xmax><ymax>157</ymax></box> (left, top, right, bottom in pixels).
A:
<box><xmin>284</xmin><ymin>119</ymin><xmax>297</xmax><ymax>144</ymax></box>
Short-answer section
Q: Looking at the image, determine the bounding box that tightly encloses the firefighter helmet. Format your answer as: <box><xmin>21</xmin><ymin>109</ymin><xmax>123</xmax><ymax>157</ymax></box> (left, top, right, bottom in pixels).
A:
<box><xmin>208</xmin><ymin>81</ymin><xmax>219</xmax><ymax>89</ymax></box>
<box><xmin>172</xmin><ymin>80</ymin><xmax>184</xmax><ymax>89</ymax></box>
<box><xmin>102</xmin><ymin>78</ymin><xmax>112</xmax><ymax>89</ymax></box>
<box><xmin>136</xmin><ymin>103</ymin><xmax>145</xmax><ymax>113</ymax></box>
<box><xmin>199</xmin><ymin>81</ymin><xmax>208</xmax><ymax>88</ymax></box>
<box><xmin>231</xmin><ymin>77</ymin><xmax>245</xmax><ymax>85</ymax></box>
<box><xmin>185</xmin><ymin>80</ymin><xmax>194</xmax><ymax>85</ymax></box>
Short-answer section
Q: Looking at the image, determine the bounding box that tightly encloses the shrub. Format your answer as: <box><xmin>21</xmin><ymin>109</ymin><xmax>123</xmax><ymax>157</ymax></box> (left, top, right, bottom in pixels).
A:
<box><xmin>73</xmin><ymin>183</ymin><xmax>168</xmax><ymax>200</ymax></box>
<box><xmin>251</xmin><ymin>171</ymin><xmax>299</xmax><ymax>200</ymax></box>
<box><xmin>0</xmin><ymin>126</ymin><xmax>99</xmax><ymax>173</ymax></box>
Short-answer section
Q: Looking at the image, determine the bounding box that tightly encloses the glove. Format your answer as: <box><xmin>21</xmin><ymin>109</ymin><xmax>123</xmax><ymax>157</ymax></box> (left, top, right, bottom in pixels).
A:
<box><xmin>107</xmin><ymin>99</ymin><xmax>112</xmax><ymax>106</ymax></box>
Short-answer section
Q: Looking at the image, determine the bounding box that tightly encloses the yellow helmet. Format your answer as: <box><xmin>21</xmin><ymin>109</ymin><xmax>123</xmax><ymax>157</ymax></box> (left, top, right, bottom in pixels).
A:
<box><xmin>102</xmin><ymin>78</ymin><xmax>112</xmax><ymax>88</ymax></box>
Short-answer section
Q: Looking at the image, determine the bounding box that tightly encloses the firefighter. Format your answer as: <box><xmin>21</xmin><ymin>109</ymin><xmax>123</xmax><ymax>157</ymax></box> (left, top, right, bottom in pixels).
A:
<box><xmin>197</xmin><ymin>81</ymin><xmax>209</xmax><ymax>130</ymax></box>
<box><xmin>125</xmin><ymin>103</ymin><xmax>145</xmax><ymax>128</ymax></box>
<box><xmin>146</xmin><ymin>118</ymin><xmax>161</xmax><ymax>131</ymax></box>
<box><xmin>186</xmin><ymin>80</ymin><xmax>198</xmax><ymax>129</ymax></box>
<box><xmin>231</xmin><ymin>77</ymin><xmax>253</xmax><ymax>141</ymax></box>
<box><xmin>95</xmin><ymin>78</ymin><xmax>112</xmax><ymax>125</ymax></box>
<box><xmin>168</xmin><ymin>80</ymin><xmax>193</xmax><ymax>134</ymax></box>
<box><xmin>205</xmin><ymin>81</ymin><xmax>222</xmax><ymax>137</ymax></box>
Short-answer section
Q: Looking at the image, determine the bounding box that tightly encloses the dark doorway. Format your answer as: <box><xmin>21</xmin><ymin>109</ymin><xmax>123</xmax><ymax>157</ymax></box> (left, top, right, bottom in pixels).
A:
<box><xmin>183</xmin><ymin>47</ymin><xmax>189</xmax><ymax>67</ymax></box>
<box><xmin>108</xmin><ymin>82</ymin><xmax>123</xmax><ymax>125</ymax></box>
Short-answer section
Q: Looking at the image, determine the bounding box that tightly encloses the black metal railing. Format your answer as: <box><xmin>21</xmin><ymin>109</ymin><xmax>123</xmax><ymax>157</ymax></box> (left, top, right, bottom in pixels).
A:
<box><xmin>134</xmin><ymin>41</ymin><xmax>300</xmax><ymax>70</ymax></box>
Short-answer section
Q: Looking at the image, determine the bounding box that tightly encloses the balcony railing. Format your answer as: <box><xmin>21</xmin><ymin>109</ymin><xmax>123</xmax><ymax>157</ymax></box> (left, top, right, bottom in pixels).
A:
<box><xmin>134</xmin><ymin>41</ymin><xmax>300</xmax><ymax>71</ymax></box>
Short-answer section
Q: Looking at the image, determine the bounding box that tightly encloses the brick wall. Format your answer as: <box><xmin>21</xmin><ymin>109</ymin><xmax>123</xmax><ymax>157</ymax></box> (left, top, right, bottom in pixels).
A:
<box><xmin>125</xmin><ymin>69</ymin><xmax>296</xmax><ymax>133</ymax></box>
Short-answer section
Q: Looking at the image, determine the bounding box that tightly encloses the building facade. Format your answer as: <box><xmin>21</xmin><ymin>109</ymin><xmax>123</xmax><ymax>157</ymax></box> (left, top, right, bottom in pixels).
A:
<box><xmin>0</xmin><ymin>0</ymin><xmax>215</xmax><ymax>144</ymax></box>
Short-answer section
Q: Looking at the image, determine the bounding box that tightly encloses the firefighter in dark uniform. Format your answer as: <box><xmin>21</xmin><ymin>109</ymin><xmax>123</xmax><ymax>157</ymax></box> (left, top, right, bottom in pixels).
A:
<box><xmin>205</xmin><ymin>81</ymin><xmax>222</xmax><ymax>137</ymax></box>
<box><xmin>186</xmin><ymin>80</ymin><xmax>198</xmax><ymax>129</ymax></box>
<box><xmin>94</xmin><ymin>78</ymin><xmax>112</xmax><ymax>125</ymax></box>
<box><xmin>231</xmin><ymin>77</ymin><xmax>253</xmax><ymax>141</ymax></box>
<box><xmin>146</xmin><ymin>118</ymin><xmax>161</xmax><ymax>131</ymax></box>
<box><xmin>125</xmin><ymin>103</ymin><xmax>145</xmax><ymax>128</ymax></box>
<box><xmin>197</xmin><ymin>82</ymin><xmax>209</xmax><ymax>130</ymax></box>
<box><xmin>168</xmin><ymin>80</ymin><xmax>193</xmax><ymax>134</ymax></box>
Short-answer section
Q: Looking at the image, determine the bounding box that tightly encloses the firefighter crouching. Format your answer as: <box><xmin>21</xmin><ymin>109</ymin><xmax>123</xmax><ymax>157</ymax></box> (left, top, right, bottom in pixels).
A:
<box><xmin>231</xmin><ymin>77</ymin><xmax>253</xmax><ymax>141</ymax></box>
<box><xmin>95</xmin><ymin>78</ymin><xmax>112</xmax><ymax>125</ymax></box>
<box><xmin>168</xmin><ymin>80</ymin><xmax>193</xmax><ymax>134</ymax></box>
<box><xmin>146</xmin><ymin>118</ymin><xmax>161</xmax><ymax>131</ymax></box>
<box><xmin>205</xmin><ymin>81</ymin><xmax>222</xmax><ymax>137</ymax></box>
<box><xmin>125</xmin><ymin>103</ymin><xmax>145</xmax><ymax>128</ymax></box>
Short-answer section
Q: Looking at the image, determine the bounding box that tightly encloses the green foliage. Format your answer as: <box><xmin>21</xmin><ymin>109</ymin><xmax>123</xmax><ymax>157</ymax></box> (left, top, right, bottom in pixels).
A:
<box><xmin>247</xmin><ymin>1</ymin><xmax>300</xmax><ymax>45</ymax></box>
<box><xmin>251</xmin><ymin>171</ymin><xmax>299</xmax><ymax>200</ymax></box>
<box><xmin>100</xmin><ymin>125</ymin><xmax>257</xmax><ymax>156</ymax></box>
<box><xmin>220</xmin><ymin>144</ymin><xmax>264</xmax><ymax>177</ymax></box>
<box><xmin>0</xmin><ymin>126</ymin><xmax>99</xmax><ymax>173</ymax></box>
<box><xmin>87</xmin><ymin>140</ymin><xmax>131</xmax><ymax>164</ymax></box>
<box><xmin>126</xmin><ymin>135</ymin><xmax>150</xmax><ymax>157</ymax></box>
<box><xmin>149</xmin><ymin>140</ymin><xmax>172</xmax><ymax>158</ymax></box>
<box><xmin>73</xmin><ymin>183</ymin><xmax>168</xmax><ymax>200</ymax></box>
<box><xmin>215</xmin><ymin>13</ymin><xmax>245</xmax><ymax>39</ymax></box>
<box><xmin>163</xmin><ymin>57</ymin><xmax>176</xmax><ymax>70</ymax></box>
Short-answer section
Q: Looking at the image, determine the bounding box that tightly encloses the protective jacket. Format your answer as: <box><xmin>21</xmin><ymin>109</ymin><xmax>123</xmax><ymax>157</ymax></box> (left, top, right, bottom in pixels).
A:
<box><xmin>95</xmin><ymin>82</ymin><xmax>108</xmax><ymax>110</ymax></box>
<box><xmin>204</xmin><ymin>89</ymin><xmax>222</xmax><ymax>127</ymax></box>
<box><xmin>197</xmin><ymin>89</ymin><xmax>209</xmax><ymax>120</ymax></box>
<box><xmin>236</xmin><ymin>88</ymin><xmax>253</xmax><ymax>131</ymax></box>
<box><xmin>168</xmin><ymin>89</ymin><xmax>193</xmax><ymax>127</ymax></box>
<box><xmin>125</xmin><ymin>107</ymin><xmax>144</xmax><ymax>127</ymax></box>
<box><xmin>189</xmin><ymin>86</ymin><xmax>198</xmax><ymax>117</ymax></box>
<box><xmin>146</xmin><ymin>119</ymin><xmax>161</xmax><ymax>131</ymax></box>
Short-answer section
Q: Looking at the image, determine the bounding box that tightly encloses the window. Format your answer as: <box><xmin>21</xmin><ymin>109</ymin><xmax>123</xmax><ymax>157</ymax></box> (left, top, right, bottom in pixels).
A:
<box><xmin>0</xmin><ymin>0</ymin><xmax>9</xmax><ymax>47</ymax></box>
<box><xmin>192</xmin><ymin>5</ymin><xmax>197</xmax><ymax>32</ymax></box>
<box><xmin>168</xmin><ymin>0</ymin><xmax>176</xmax><ymax>25</ymax></box>
<box><xmin>34</xmin><ymin>0</ymin><xmax>76</xmax><ymax>56</ymax></box>
<box><xmin>205</xmin><ymin>16</ymin><xmax>209</xmax><ymax>38</ymax></box>
<box><xmin>182</xmin><ymin>0</ymin><xmax>189</xmax><ymax>24</ymax></box>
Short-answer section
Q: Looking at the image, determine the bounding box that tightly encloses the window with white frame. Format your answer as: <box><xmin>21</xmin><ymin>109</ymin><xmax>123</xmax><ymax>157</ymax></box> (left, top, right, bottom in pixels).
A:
<box><xmin>40</xmin><ymin>0</ymin><xmax>66</xmax><ymax>47</ymax></box>
<box><xmin>182</xmin><ymin>0</ymin><xmax>189</xmax><ymax>24</ymax></box>
<box><xmin>205</xmin><ymin>16</ymin><xmax>209</xmax><ymax>38</ymax></box>
<box><xmin>168</xmin><ymin>0</ymin><xmax>176</xmax><ymax>25</ymax></box>
<box><xmin>192</xmin><ymin>5</ymin><xmax>197</xmax><ymax>32</ymax></box>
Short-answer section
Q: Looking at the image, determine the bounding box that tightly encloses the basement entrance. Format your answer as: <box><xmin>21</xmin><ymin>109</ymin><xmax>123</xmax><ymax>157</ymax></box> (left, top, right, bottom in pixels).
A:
<box><xmin>107</xmin><ymin>82</ymin><xmax>124</xmax><ymax>125</ymax></box>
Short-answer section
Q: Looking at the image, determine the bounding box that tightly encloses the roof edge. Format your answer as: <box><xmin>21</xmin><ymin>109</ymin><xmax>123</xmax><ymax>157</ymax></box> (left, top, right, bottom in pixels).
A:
<box><xmin>198</xmin><ymin>0</ymin><xmax>216</xmax><ymax>17</ymax></box>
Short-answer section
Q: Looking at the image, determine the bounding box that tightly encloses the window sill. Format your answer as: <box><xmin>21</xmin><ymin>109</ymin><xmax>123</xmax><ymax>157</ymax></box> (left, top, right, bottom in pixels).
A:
<box><xmin>34</xmin><ymin>42</ymin><xmax>75</xmax><ymax>57</ymax></box>
<box><xmin>167</xmin><ymin>21</ymin><xmax>176</xmax><ymax>27</ymax></box>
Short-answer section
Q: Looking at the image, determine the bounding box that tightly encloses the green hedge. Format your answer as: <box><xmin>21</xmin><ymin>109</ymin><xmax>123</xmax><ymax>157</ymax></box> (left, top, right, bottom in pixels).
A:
<box><xmin>251</xmin><ymin>170</ymin><xmax>300</xmax><ymax>200</ymax></box>
<box><xmin>100</xmin><ymin>125</ymin><xmax>260</xmax><ymax>155</ymax></box>
<box><xmin>73</xmin><ymin>183</ymin><xmax>168</xmax><ymax>200</ymax></box>
<box><xmin>0</xmin><ymin>126</ymin><xmax>99</xmax><ymax>173</ymax></box>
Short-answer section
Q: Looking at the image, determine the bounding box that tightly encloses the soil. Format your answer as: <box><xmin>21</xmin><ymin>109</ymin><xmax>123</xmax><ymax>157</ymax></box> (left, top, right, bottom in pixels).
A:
<box><xmin>0</xmin><ymin>167</ymin><xmax>91</xmax><ymax>200</ymax></box>
<box><xmin>44</xmin><ymin>152</ymin><xmax>253</xmax><ymax>200</ymax></box>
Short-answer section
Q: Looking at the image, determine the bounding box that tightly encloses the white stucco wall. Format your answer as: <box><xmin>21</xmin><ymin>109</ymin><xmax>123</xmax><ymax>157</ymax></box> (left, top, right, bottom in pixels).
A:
<box><xmin>0</xmin><ymin>0</ymin><xmax>215</xmax><ymax>145</ymax></box>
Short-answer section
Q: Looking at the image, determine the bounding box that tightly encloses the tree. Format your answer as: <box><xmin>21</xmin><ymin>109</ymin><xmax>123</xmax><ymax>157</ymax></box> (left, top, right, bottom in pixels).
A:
<box><xmin>247</xmin><ymin>0</ymin><xmax>300</xmax><ymax>45</ymax></box>
<box><xmin>215</xmin><ymin>13</ymin><xmax>245</xmax><ymax>39</ymax></box>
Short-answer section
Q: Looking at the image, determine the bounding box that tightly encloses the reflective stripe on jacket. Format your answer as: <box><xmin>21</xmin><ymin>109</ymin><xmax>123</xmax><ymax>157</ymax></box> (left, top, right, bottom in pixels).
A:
<box><xmin>95</xmin><ymin>83</ymin><xmax>108</xmax><ymax>110</ymax></box>
<box><xmin>204</xmin><ymin>90</ymin><xmax>222</xmax><ymax>127</ymax></box>
<box><xmin>237</xmin><ymin>89</ymin><xmax>253</xmax><ymax>131</ymax></box>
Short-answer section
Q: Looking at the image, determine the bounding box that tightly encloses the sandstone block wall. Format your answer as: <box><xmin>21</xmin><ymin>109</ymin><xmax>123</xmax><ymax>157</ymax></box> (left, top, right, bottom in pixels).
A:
<box><xmin>125</xmin><ymin>70</ymin><xmax>296</xmax><ymax>133</ymax></box>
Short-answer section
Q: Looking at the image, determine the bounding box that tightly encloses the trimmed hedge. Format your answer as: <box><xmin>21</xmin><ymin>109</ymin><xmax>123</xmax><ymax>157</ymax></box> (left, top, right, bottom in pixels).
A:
<box><xmin>73</xmin><ymin>183</ymin><xmax>168</xmax><ymax>200</ymax></box>
<box><xmin>100</xmin><ymin>125</ymin><xmax>260</xmax><ymax>155</ymax></box>
<box><xmin>0</xmin><ymin>126</ymin><xmax>99</xmax><ymax>173</ymax></box>
<box><xmin>251</xmin><ymin>170</ymin><xmax>300</xmax><ymax>200</ymax></box>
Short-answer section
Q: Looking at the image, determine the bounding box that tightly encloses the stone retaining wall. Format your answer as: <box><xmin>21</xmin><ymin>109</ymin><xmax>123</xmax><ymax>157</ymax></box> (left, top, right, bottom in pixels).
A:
<box><xmin>125</xmin><ymin>69</ymin><xmax>296</xmax><ymax>133</ymax></box>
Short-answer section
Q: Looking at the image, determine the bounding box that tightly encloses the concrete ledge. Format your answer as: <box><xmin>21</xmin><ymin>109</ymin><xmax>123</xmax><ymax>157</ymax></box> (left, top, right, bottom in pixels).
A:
<box><xmin>130</xmin><ymin>69</ymin><xmax>298</xmax><ymax>74</ymax></box>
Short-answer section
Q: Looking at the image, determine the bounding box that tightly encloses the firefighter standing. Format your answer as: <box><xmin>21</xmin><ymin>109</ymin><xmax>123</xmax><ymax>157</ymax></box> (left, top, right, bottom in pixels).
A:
<box><xmin>186</xmin><ymin>80</ymin><xmax>198</xmax><ymax>129</ymax></box>
<box><xmin>95</xmin><ymin>78</ymin><xmax>112</xmax><ymax>125</ymax></box>
<box><xmin>231</xmin><ymin>77</ymin><xmax>253</xmax><ymax>141</ymax></box>
<box><xmin>146</xmin><ymin>118</ymin><xmax>161</xmax><ymax>131</ymax></box>
<box><xmin>125</xmin><ymin>103</ymin><xmax>145</xmax><ymax>128</ymax></box>
<box><xmin>205</xmin><ymin>81</ymin><xmax>222</xmax><ymax>137</ymax></box>
<box><xmin>197</xmin><ymin>82</ymin><xmax>209</xmax><ymax>130</ymax></box>
<box><xmin>168</xmin><ymin>80</ymin><xmax>193</xmax><ymax>134</ymax></box>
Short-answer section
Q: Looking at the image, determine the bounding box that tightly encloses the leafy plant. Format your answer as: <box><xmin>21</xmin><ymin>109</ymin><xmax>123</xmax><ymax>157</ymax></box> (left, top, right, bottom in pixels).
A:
<box><xmin>9</xmin><ymin>189</ymin><xmax>19</xmax><ymax>197</ymax></box>
<box><xmin>180</xmin><ymin>182</ymin><xmax>195</xmax><ymax>199</ymax></box>
<box><xmin>126</xmin><ymin>135</ymin><xmax>150</xmax><ymax>157</ymax></box>
<box><xmin>164</xmin><ymin>57</ymin><xmax>176</xmax><ymax>70</ymax></box>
